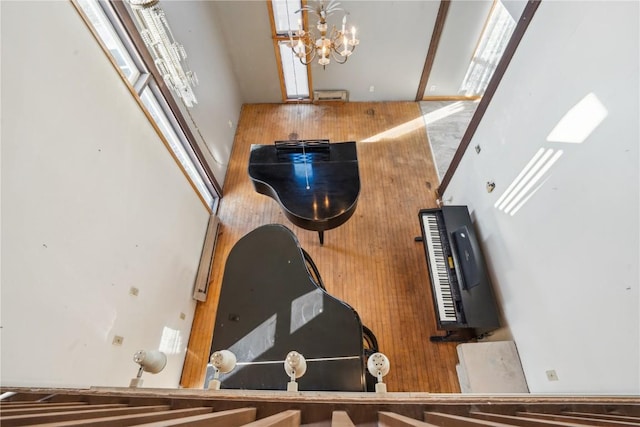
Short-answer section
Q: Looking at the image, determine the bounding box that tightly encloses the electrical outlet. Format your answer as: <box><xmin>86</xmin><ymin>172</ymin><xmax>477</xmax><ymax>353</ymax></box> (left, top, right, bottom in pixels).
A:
<box><xmin>129</xmin><ymin>286</ymin><xmax>139</xmax><ymax>296</ymax></box>
<box><xmin>486</xmin><ymin>181</ymin><xmax>496</xmax><ymax>193</ymax></box>
<box><xmin>228</xmin><ymin>120</ymin><xmax>233</xmax><ymax>128</ymax></box>
<box><xmin>180</xmin><ymin>312</ymin><xmax>186</xmax><ymax>320</ymax></box>
<box><xmin>112</xmin><ymin>335</ymin><xmax>124</xmax><ymax>346</ymax></box>
<box><xmin>369</xmin><ymin>85</ymin><xmax>375</xmax><ymax>92</ymax></box>
<box><xmin>430</xmin><ymin>85</ymin><xmax>437</xmax><ymax>92</ymax></box>
<box><xmin>546</xmin><ymin>369</ymin><xmax>559</xmax><ymax>381</ymax></box>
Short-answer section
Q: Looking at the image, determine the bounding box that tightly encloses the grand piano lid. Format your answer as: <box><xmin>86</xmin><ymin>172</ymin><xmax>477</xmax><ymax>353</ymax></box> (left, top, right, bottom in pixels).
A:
<box><xmin>248</xmin><ymin>142</ymin><xmax>360</xmax><ymax>240</ymax></box>
<box><xmin>209</xmin><ymin>224</ymin><xmax>366</xmax><ymax>391</ymax></box>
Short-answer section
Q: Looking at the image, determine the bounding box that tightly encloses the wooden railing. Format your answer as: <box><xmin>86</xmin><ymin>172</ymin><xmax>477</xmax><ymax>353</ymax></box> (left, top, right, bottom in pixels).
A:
<box><xmin>1</xmin><ymin>387</ymin><xmax>639</xmax><ymax>426</ymax></box>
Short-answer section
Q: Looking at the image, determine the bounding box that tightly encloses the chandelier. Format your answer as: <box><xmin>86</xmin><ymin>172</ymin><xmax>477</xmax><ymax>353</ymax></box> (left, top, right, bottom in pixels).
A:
<box><xmin>287</xmin><ymin>0</ymin><xmax>359</xmax><ymax>68</ymax></box>
<box><xmin>128</xmin><ymin>0</ymin><xmax>198</xmax><ymax>107</ymax></box>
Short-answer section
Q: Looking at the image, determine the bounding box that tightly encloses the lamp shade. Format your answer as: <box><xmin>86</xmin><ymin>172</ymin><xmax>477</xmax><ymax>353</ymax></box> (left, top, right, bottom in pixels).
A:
<box><xmin>133</xmin><ymin>350</ymin><xmax>167</xmax><ymax>374</ymax></box>
<box><xmin>210</xmin><ymin>350</ymin><xmax>237</xmax><ymax>374</ymax></box>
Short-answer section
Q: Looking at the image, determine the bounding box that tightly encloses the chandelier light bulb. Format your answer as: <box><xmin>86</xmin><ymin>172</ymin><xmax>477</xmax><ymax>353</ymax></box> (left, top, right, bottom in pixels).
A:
<box><xmin>350</xmin><ymin>26</ymin><xmax>359</xmax><ymax>46</ymax></box>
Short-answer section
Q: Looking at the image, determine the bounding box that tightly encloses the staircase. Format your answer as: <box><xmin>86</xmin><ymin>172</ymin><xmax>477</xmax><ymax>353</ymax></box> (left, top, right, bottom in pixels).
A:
<box><xmin>1</xmin><ymin>387</ymin><xmax>638</xmax><ymax>426</ymax></box>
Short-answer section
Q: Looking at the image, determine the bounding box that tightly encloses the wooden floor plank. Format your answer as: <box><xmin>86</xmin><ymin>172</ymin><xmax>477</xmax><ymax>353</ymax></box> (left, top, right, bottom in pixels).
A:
<box><xmin>243</xmin><ymin>410</ymin><xmax>300</xmax><ymax>427</ymax></box>
<box><xmin>516</xmin><ymin>411</ymin><xmax>640</xmax><ymax>426</ymax></box>
<box><xmin>0</xmin><ymin>403</ymin><xmax>125</xmax><ymax>416</ymax></box>
<box><xmin>134</xmin><ymin>407</ymin><xmax>257</xmax><ymax>427</ymax></box>
<box><xmin>181</xmin><ymin>102</ymin><xmax>459</xmax><ymax>393</ymax></box>
<box><xmin>425</xmin><ymin>411</ymin><xmax>519</xmax><ymax>426</ymax></box>
<box><xmin>0</xmin><ymin>402</ymin><xmax>88</xmax><ymax>407</ymax></box>
<box><xmin>470</xmin><ymin>411</ymin><xmax>597</xmax><ymax>427</ymax></box>
<box><xmin>379</xmin><ymin>411</ymin><xmax>438</xmax><ymax>427</ymax></box>
<box><xmin>0</xmin><ymin>405</ymin><xmax>170</xmax><ymax>426</ymax></box>
<box><xmin>332</xmin><ymin>410</ymin><xmax>356</xmax><ymax>427</ymax></box>
<box><xmin>562</xmin><ymin>412</ymin><xmax>640</xmax><ymax>422</ymax></box>
<box><xmin>26</xmin><ymin>407</ymin><xmax>212</xmax><ymax>427</ymax></box>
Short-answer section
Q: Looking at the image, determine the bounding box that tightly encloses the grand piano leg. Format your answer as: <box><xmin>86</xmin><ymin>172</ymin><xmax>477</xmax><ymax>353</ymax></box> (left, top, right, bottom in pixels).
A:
<box><xmin>318</xmin><ymin>231</ymin><xmax>324</xmax><ymax>245</ymax></box>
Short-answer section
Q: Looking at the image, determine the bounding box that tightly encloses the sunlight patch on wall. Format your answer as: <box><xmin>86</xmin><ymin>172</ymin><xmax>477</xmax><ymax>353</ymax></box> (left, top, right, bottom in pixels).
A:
<box><xmin>547</xmin><ymin>93</ymin><xmax>608</xmax><ymax>144</ymax></box>
<box><xmin>159</xmin><ymin>327</ymin><xmax>183</xmax><ymax>355</ymax></box>
<box><xmin>494</xmin><ymin>148</ymin><xmax>563</xmax><ymax>216</ymax></box>
<box><xmin>362</xmin><ymin>117</ymin><xmax>424</xmax><ymax>143</ymax></box>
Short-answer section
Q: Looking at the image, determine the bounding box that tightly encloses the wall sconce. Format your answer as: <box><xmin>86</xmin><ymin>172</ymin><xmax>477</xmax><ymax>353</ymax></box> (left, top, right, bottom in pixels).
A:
<box><xmin>207</xmin><ymin>350</ymin><xmax>237</xmax><ymax>390</ymax></box>
<box><xmin>367</xmin><ymin>352</ymin><xmax>390</xmax><ymax>393</ymax></box>
<box><xmin>129</xmin><ymin>350</ymin><xmax>167</xmax><ymax>387</ymax></box>
<box><xmin>284</xmin><ymin>351</ymin><xmax>307</xmax><ymax>391</ymax></box>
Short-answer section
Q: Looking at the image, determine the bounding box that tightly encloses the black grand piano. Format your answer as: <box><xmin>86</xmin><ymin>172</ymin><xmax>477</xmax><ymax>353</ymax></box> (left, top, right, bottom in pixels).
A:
<box><xmin>248</xmin><ymin>140</ymin><xmax>360</xmax><ymax>245</ymax></box>
<box><xmin>418</xmin><ymin>206</ymin><xmax>500</xmax><ymax>342</ymax></box>
<box><xmin>206</xmin><ymin>224</ymin><xmax>376</xmax><ymax>391</ymax></box>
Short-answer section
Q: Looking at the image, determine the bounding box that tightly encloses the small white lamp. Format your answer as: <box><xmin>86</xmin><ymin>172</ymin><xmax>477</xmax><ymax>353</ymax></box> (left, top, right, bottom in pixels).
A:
<box><xmin>284</xmin><ymin>351</ymin><xmax>307</xmax><ymax>391</ymax></box>
<box><xmin>129</xmin><ymin>350</ymin><xmax>167</xmax><ymax>388</ymax></box>
<box><xmin>367</xmin><ymin>352</ymin><xmax>390</xmax><ymax>393</ymax></box>
<box><xmin>208</xmin><ymin>350</ymin><xmax>237</xmax><ymax>390</ymax></box>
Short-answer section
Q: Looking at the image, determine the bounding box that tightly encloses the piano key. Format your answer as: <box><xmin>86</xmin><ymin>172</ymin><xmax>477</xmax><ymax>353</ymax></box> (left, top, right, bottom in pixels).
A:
<box><xmin>421</xmin><ymin>213</ymin><xmax>457</xmax><ymax>322</ymax></box>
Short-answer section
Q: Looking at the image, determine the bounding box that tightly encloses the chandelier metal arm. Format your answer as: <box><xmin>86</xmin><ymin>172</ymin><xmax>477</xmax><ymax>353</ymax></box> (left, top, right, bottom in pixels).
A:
<box><xmin>297</xmin><ymin>48</ymin><xmax>317</xmax><ymax>66</ymax></box>
<box><xmin>330</xmin><ymin>49</ymin><xmax>349</xmax><ymax>64</ymax></box>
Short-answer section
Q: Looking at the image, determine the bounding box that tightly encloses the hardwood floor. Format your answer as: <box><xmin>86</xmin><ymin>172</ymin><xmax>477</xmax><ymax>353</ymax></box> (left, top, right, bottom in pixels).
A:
<box><xmin>180</xmin><ymin>102</ymin><xmax>461</xmax><ymax>393</ymax></box>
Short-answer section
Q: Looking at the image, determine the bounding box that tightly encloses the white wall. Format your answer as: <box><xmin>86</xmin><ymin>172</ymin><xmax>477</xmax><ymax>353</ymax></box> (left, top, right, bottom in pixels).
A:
<box><xmin>1</xmin><ymin>0</ymin><xmax>212</xmax><ymax>388</ymax></box>
<box><xmin>443</xmin><ymin>1</ymin><xmax>639</xmax><ymax>394</ymax></box>
<box><xmin>311</xmin><ymin>1</ymin><xmax>437</xmax><ymax>102</ymax></box>
<box><xmin>426</xmin><ymin>0</ymin><xmax>493</xmax><ymax>97</ymax></box>
<box><xmin>212</xmin><ymin>1</ymin><xmax>438</xmax><ymax>103</ymax></box>
<box><xmin>214</xmin><ymin>1</ymin><xmax>283</xmax><ymax>104</ymax></box>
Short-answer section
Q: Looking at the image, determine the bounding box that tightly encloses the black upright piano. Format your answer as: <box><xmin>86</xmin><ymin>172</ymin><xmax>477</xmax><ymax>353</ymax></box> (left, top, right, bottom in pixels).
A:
<box><xmin>248</xmin><ymin>140</ymin><xmax>360</xmax><ymax>245</ymax></box>
<box><xmin>418</xmin><ymin>206</ymin><xmax>500</xmax><ymax>341</ymax></box>
<box><xmin>206</xmin><ymin>224</ymin><xmax>371</xmax><ymax>391</ymax></box>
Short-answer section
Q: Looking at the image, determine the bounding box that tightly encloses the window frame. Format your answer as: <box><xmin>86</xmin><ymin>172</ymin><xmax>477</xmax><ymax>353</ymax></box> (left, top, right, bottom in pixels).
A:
<box><xmin>267</xmin><ymin>0</ymin><xmax>313</xmax><ymax>103</ymax></box>
<box><xmin>73</xmin><ymin>0</ymin><xmax>221</xmax><ymax>212</ymax></box>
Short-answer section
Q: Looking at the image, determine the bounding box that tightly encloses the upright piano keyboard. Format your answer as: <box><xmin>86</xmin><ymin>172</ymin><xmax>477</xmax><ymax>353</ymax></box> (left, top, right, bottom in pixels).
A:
<box><xmin>418</xmin><ymin>206</ymin><xmax>500</xmax><ymax>342</ymax></box>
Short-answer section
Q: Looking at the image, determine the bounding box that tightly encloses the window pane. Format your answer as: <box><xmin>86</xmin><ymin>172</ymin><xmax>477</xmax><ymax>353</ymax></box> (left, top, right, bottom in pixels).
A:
<box><xmin>272</xmin><ymin>0</ymin><xmax>302</xmax><ymax>35</ymax></box>
<box><xmin>76</xmin><ymin>0</ymin><xmax>141</xmax><ymax>84</ymax></box>
<box><xmin>459</xmin><ymin>0</ymin><xmax>516</xmax><ymax>96</ymax></box>
<box><xmin>140</xmin><ymin>87</ymin><xmax>215</xmax><ymax>208</ymax></box>
<box><xmin>279</xmin><ymin>41</ymin><xmax>309</xmax><ymax>99</ymax></box>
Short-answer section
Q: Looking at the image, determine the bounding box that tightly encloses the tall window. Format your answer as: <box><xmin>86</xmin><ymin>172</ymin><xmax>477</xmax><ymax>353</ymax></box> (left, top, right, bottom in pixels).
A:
<box><xmin>74</xmin><ymin>0</ymin><xmax>218</xmax><ymax>211</ymax></box>
<box><xmin>77</xmin><ymin>0</ymin><xmax>141</xmax><ymax>84</ymax></box>
<box><xmin>459</xmin><ymin>0</ymin><xmax>516</xmax><ymax>97</ymax></box>
<box><xmin>269</xmin><ymin>0</ymin><xmax>311</xmax><ymax>101</ymax></box>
